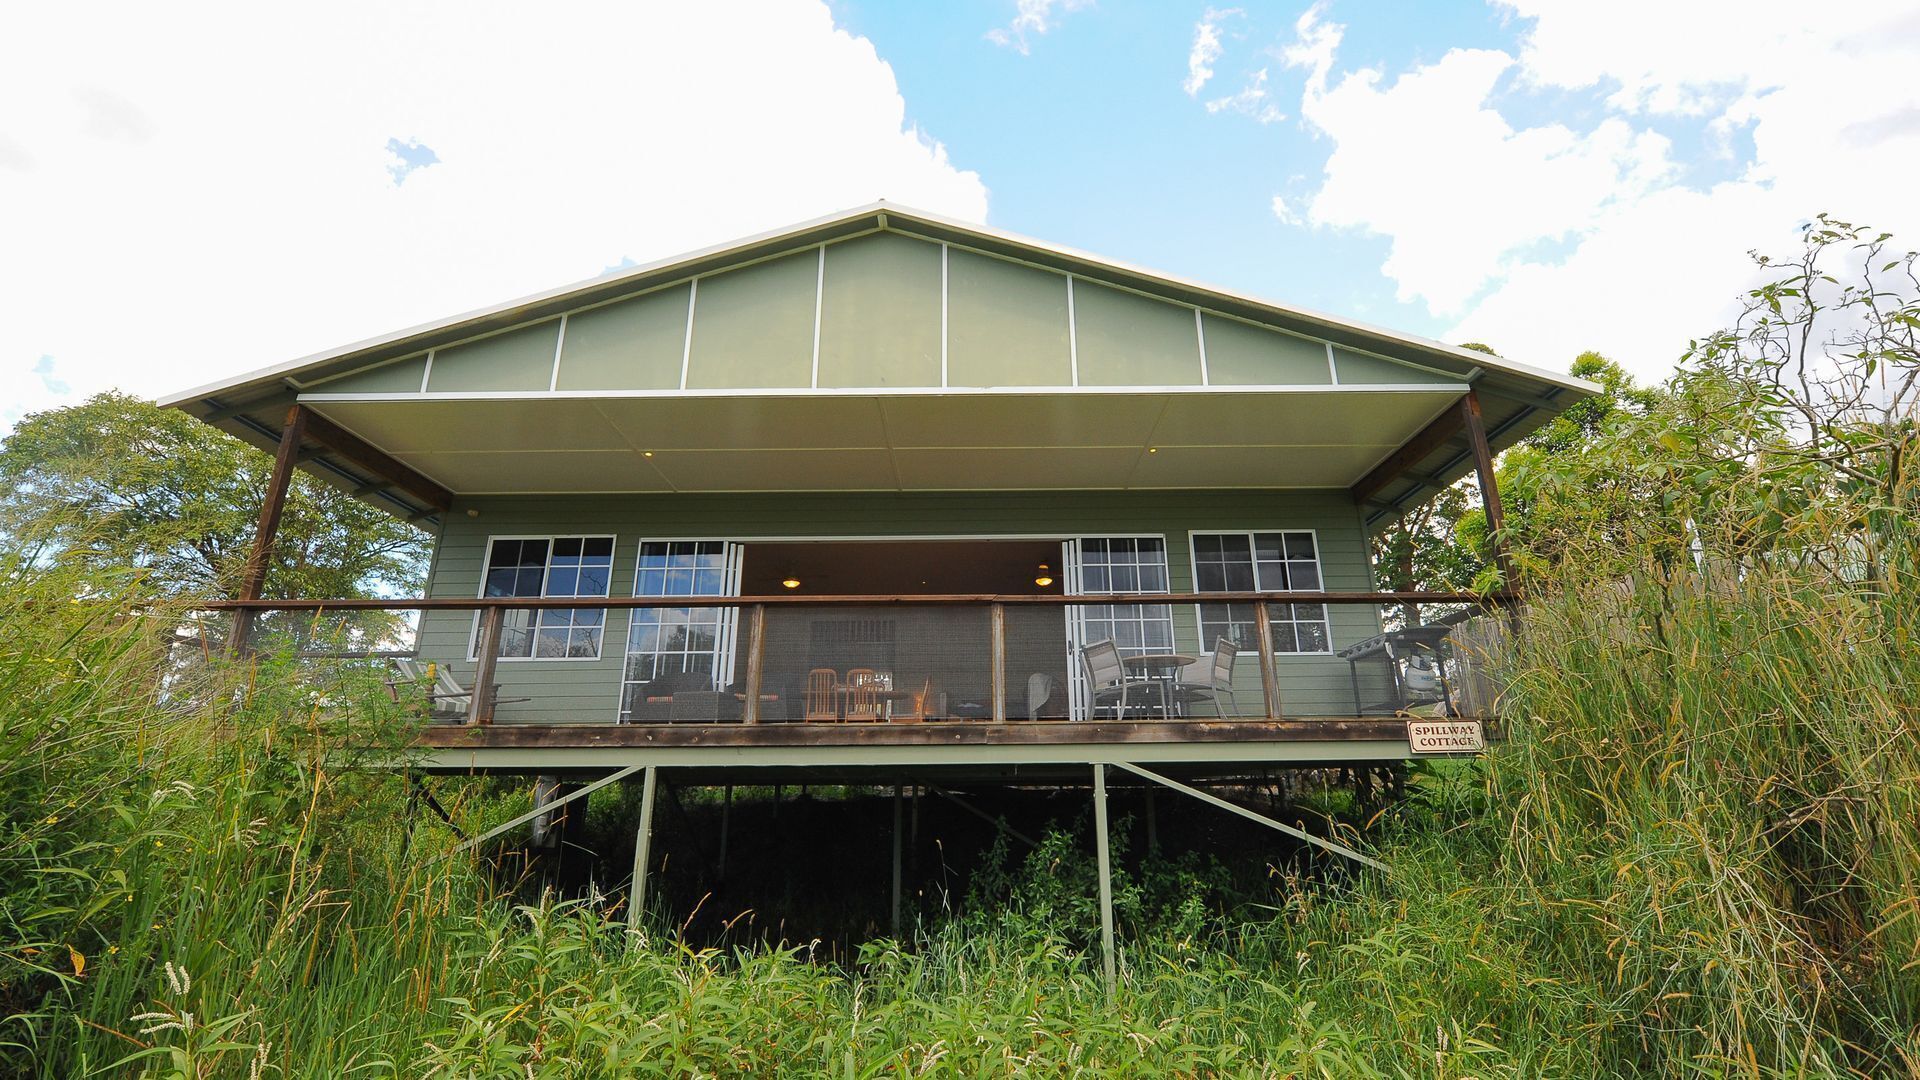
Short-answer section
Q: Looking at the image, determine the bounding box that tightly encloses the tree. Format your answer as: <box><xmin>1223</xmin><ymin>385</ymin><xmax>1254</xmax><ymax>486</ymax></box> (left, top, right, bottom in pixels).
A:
<box><xmin>0</xmin><ymin>393</ymin><xmax>426</xmax><ymax>603</ymax></box>
<box><xmin>1498</xmin><ymin>215</ymin><xmax>1917</xmax><ymax>584</ymax></box>
<box><xmin>1370</xmin><ymin>345</ymin><xmax>1660</xmax><ymax>599</ymax></box>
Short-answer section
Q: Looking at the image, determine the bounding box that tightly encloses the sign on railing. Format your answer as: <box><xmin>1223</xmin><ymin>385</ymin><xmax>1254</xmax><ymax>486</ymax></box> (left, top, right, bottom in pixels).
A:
<box><xmin>1407</xmin><ymin>719</ymin><xmax>1485</xmax><ymax>753</ymax></box>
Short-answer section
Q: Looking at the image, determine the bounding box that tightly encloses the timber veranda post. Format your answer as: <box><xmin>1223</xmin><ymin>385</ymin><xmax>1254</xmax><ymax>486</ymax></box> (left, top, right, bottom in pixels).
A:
<box><xmin>231</xmin><ymin>404</ymin><xmax>308</xmax><ymax>655</ymax></box>
<box><xmin>468</xmin><ymin>606</ymin><xmax>504</xmax><ymax>724</ymax></box>
<box><xmin>1460</xmin><ymin>389</ymin><xmax>1515</xmax><ymax>587</ymax></box>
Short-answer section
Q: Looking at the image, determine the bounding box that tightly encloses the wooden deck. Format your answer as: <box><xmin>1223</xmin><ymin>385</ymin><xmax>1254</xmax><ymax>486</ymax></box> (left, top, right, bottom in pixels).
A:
<box><xmin>406</xmin><ymin>717</ymin><xmax>1491</xmax><ymax>779</ymax></box>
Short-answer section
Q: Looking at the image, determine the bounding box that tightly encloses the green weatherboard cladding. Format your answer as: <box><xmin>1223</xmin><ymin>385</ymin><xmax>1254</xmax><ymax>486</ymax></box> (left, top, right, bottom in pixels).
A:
<box><xmin>1071</xmin><ymin>280</ymin><xmax>1203</xmax><ymax>386</ymax></box>
<box><xmin>556</xmin><ymin>284</ymin><xmax>689</xmax><ymax>391</ymax></box>
<box><xmin>417</xmin><ymin>490</ymin><xmax>1383</xmax><ymax>723</ymax></box>
<box><xmin>686</xmin><ymin>251</ymin><xmax>816</xmax><ymax>389</ymax></box>
<box><xmin>427</xmin><ymin>322</ymin><xmax>561</xmax><ymax>393</ymax></box>
<box><xmin>817</xmin><ymin>232</ymin><xmax>942</xmax><ymax>387</ymax></box>
<box><xmin>945</xmin><ymin>247</ymin><xmax>1073</xmax><ymax>386</ymax></box>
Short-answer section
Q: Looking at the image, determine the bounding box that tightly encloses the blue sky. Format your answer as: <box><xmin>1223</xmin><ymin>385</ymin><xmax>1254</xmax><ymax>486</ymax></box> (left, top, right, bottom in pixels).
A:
<box><xmin>3</xmin><ymin>0</ymin><xmax>1915</xmax><ymax>426</ymax></box>
<box><xmin>842</xmin><ymin>2</ymin><xmax>1510</xmax><ymax>335</ymax></box>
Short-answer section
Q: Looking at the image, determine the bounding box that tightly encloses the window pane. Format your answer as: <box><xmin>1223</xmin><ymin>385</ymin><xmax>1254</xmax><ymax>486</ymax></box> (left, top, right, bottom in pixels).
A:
<box><xmin>1253</xmin><ymin>533</ymin><xmax>1284</xmax><ymax>562</ymax></box>
<box><xmin>1284</xmin><ymin>533</ymin><xmax>1316</xmax><ymax>559</ymax></box>
<box><xmin>1289</xmin><ymin>563</ymin><xmax>1321</xmax><ymax>590</ymax></box>
<box><xmin>551</xmin><ymin>537</ymin><xmax>581</xmax><ymax>558</ymax></box>
<box><xmin>1296</xmin><ymin>622</ymin><xmax>1329</xmax><ymax>652</ymax></box>
<box><xmin>577</xmin><ymin>565</ymin><xmax>610</xmax><ymax>595</ymax></box>
<box><xmin>584</xmin><ymin>537</ymin><xmax>614</xmax><ymax>558</ymax></box>
<box><xmin>1272</xmin><ymin>623</ymin><xmax>1298</xmax><ymax>652</ymax></box>
<box><xmin>546</xmin><ymin>567</ymin><xmax>579</xmax><ymax>596</ymax></box>
<box><xmin>1195</xmin><ymin>563</ymin><xmax>1228</xmax><ymax>591</ymax></box>
<box><xmin>533</xmin><ymin>629</ymin><xmax>569</xmax><ymax>658</ymax></box>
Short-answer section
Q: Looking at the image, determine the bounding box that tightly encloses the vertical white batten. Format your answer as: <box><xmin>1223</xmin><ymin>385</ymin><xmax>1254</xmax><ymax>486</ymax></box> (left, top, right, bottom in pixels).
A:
<box><xmin>419</xmin><ymin>350</ymin><xmax>435</xmax><ymax>393</ymax></box>
<box><xmin>1066</xmin><ymin>275</ymin><xmax>1080</xmax><ymax>387</ymax></box>
<box><xmin>810</xmin><ymin>244</ymin><xmax>825</xmax><ymax>388</ymax></box>
<box><xmin>940</xmin><ymin>243</ymin><xmax>949</xmax><ymax>388</ymax></box>
<box><xmin>549</xmin><ymin>315</ymin><xmax>568</xmax><ymax>393</ymax></box>
<box><xmin>1326</xmin><ymin>342</ymin><xmax>1340</xmax><ymax>385</ymax></box>
<box><xmin>679</xmin><ymin>279</ymin><xmax>699</xmax><ymax>390</ymax></box>
<box><xmin>1194</xmin><ymin>308</ymin><xmax>1210</xmax><ymax>386</ymax></box>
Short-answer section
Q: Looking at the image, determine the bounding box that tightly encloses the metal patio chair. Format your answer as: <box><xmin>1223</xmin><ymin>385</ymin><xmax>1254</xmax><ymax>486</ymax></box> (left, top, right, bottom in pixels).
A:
<box><xmin>1177</xmin><ymin>638</ymin><xmax>1241</xmax><ymax>717</ymax></box>
<box><xmin>1079</xmin><ymin>639</ymin><xmax>1156</xmax><ymax>720</ymax></box>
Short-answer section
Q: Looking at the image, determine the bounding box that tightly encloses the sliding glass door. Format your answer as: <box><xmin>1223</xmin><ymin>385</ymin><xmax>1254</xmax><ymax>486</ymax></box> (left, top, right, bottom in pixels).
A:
<box><xmin>1062</xmin><ymin>536</ymin><xmax>1173</xmax><ymax>720</ymax></box>
<box><xmin>618</xmin><ymin>540</ymin><xmax>743</xmax><ymax>720</ymax></box>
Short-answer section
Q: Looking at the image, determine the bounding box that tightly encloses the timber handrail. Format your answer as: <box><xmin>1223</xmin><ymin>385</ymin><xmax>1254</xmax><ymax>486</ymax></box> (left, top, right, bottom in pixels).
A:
<box><xmin>199</xmin><ymin>590</ymin><xmax>1513</xmax><ymax>612</ymax></box>
<box><xmin>223</xmin><ymin>589</ymin><xmax>1513</xmax><ymax>727</ymax></box>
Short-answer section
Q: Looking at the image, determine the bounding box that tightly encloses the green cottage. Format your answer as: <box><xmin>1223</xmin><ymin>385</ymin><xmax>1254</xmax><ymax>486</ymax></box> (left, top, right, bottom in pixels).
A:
<box><xmin>165</xmin><ymin>203</ymin><xmax>1595</xmax><ymax>965</ymax></box>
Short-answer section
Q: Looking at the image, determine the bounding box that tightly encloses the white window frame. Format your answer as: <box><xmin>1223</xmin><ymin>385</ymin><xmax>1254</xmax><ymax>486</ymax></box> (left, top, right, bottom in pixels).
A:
<box><xmin>1186</xmin><ymin>528</ymin><xmax>1333</xmax><ymax>656</ymax></box>
<box><xmin>616</xmin><ymin>538</ymin><xmax>744</xmax><ymax>721</ymax></box>
<box><xmin>468</xmin><ymin>534</ymin><xmax>618</xmax><ymax>663</ymax></box>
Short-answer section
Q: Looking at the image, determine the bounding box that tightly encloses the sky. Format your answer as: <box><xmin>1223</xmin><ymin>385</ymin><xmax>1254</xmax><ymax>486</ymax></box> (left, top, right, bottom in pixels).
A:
<box><xmin>4</xmin><ymin>0</ymin><xmax>1918</xmax><ymax>429</ymax></box>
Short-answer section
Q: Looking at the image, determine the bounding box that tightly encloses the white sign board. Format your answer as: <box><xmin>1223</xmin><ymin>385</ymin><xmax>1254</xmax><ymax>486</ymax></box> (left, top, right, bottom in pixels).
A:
<box><xmin>1407</xmin><ymin>719</ymin><xmax>1485</xmax><ymax>754</ymax></box>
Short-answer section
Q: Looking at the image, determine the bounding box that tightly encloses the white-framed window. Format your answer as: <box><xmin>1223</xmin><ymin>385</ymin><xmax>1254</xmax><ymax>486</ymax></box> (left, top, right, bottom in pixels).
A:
<box><xmin>470</xmin><ymin>535</ymin><xmax>615</xmax><ymax>660</ymax></box>
<box><xmin>1072</xmin><ymin>536</ymin><xmax>1174</xmax><ymax>655</ymax></box>
<box><xmin>619</xmin><ymin>540</ymin><xmax>740</xmax><ymax>719</ymax></box>
<box><xmin>1190</xmin><ymin>531</ymin><xmax>1331</xmax><ymax>654</ymax></box>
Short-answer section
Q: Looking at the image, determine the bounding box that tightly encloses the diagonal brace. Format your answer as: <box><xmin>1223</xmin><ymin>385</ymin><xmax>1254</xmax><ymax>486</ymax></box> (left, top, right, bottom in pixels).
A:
<box><xmin>918</xmin><ymin>780</ymin><xmax>1040</xmax><ymax>848</ymax></box>
<box><xmin>445</xmin><ymin>765</ymin><xmax>642</xmax><ymax>857</ymax></box>
<box><xmin>1110</xmin><ymin>761</ymin><xmax>1388</xmax><ymax>872</ymax></box>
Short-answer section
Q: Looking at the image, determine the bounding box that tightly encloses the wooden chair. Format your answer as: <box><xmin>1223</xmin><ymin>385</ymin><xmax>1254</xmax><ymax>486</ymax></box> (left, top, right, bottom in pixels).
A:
<box><xmin>843</xmin><ymin>667</ymin><xmax>886</xmax><ymax>722</ymax></box>
<box><xmin>803</xmin><ymin>668</ymin><xmax>840</xmax><ymax>721</ymax></box>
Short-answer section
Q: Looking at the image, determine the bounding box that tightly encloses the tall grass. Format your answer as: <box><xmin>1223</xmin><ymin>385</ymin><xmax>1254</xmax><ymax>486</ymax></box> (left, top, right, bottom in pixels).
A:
<box><xmin>3</xmin><ymin>528</ymin><xmax>1916</xmax><ymax>1075</ymax></box>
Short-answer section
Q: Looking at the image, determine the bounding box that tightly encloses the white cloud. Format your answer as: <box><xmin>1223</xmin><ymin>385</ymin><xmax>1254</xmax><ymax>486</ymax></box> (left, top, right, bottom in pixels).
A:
<box><xmin>1184</xmin><ymin>8</ymin><xmax>1237</xmax><ymax>96</ymax></box>
<box><xmin>1274</xmin><ymin>1</ymin><xmax>1920</xmax><ymax>379</ymax></box>
<box><xmin>1205</xmin><ymin>67</ymin><xmax>1285</xmax><ymax>124</ymax></box>
<box><xmin>987</xmin><ymin>0</ymin><xmax>1094</xmax><ymax>55</ymax></box>
<box><xmin>0</xmin><ymin>1</ymin><xmax>988</xmax><ymax>427</ymax></box>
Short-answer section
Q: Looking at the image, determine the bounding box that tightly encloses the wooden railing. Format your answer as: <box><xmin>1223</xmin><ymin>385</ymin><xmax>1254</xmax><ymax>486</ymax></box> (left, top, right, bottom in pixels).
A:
<box><xmin>205</xmin><ymin>591</ymin><xmax>1513</xmax><ymax>725</ymax></box>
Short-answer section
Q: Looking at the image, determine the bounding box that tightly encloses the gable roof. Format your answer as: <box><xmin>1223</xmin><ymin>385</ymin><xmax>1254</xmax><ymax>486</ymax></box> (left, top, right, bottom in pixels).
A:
<box><xmin>163</xmin><ymin>202</ymin><xmax>1596</xmax><ymax>526</ymax></box>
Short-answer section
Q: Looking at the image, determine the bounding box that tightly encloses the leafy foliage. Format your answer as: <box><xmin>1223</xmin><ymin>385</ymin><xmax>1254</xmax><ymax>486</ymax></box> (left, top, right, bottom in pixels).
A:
<box><xmin>0</xmin><ymin>392</ymin><xmax>425</xmax><ymax>601</ymax></box>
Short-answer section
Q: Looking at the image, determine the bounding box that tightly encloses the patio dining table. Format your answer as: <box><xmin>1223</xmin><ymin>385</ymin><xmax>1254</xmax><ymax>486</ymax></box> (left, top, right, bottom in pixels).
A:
<box><xmin>1122</xmin><ymin>653</ymin><xmax>1198</xmax><ymax>718</ymax></box>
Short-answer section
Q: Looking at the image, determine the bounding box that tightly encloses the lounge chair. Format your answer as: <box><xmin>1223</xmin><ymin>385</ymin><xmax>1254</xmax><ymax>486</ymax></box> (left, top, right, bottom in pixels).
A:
<box><xmin>388</xmin><ymin>657</ymin><xmax>529</xmax><ymax>721</ymax></box>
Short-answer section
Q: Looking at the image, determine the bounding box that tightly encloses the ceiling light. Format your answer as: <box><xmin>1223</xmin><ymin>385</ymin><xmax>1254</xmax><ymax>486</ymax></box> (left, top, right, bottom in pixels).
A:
<box><xmin>643</xmin><ymin>450</ymin><xmax>655</xmax><ymax>458</ymax></box>
<box><xmin>781</xmin><ymin>576</ymin><xmax>801</xmax><ymax>590</ymax></box>
<box><xmin>1147</xmin><ymin>447</ymin><xmax>1159</xmax><ymax>454</ymax></box>
<box><xmin>1035</xmin><ymin>563</ymin><xmax>1053</xmax><ymax>588</ymax></box>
